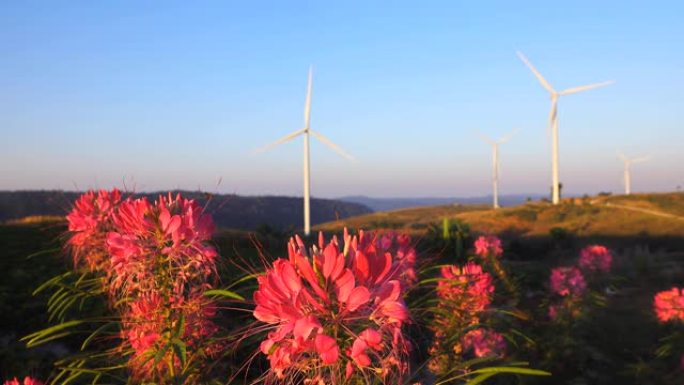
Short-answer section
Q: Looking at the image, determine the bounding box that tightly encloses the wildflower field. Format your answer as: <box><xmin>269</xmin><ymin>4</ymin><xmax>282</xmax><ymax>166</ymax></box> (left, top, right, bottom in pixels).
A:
<box><xmin>2</xmin><ymin>191</ymin><xmax>684</xmax><ymax>385</ymax></box>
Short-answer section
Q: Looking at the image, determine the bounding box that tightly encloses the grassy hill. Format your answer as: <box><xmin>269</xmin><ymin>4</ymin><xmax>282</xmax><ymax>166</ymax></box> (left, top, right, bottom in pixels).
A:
<box><xmin>316</xmin><ymin>192</ymin><xmax>684</xmax><ymax>238</ymax></box>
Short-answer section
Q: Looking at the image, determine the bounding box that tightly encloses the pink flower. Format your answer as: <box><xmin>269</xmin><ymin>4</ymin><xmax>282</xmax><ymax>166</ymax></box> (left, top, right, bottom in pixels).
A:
<box><xmin>550</xmin><ymin>267</ymin><xmax>586</xmax><ymax>297</ymax></box>
<box><xmin>123</xmin><ymin>290</ymin><xmax>221</xmax><ymax>379</ymax></box>
<box><xmin>350</xmin><ymin>328</ymin><xmax>383</xmax><ymax>367</ymax></box>
<box><xmin>547</xmin><ymin>297</ymin><xmax>583</xmax><ymax>321</ymax></box>
<box><xmin>578</xmin><ymin>245</ymin><xmax>612</xmax><ymax>273</ymax></box>
<box><xmin>461</xmin><ymin>329</ymin><xmax>506</xmax><ymax>358</ymax></box>
<box><xmin>252</xmin><ymin>229</ymin><xmax>414</xmax><ymax>383</ymax></box>
<box><xmin>105</xmin><ymin>194</ymin><xmax>217</xmax><ymax>298</ymax></box>
<box><xmin>315</xmin><ymin>334</ymin><xmax>340</xmax><ymax>364</ymax></box>
<box><xmin>67</xmin><ymin>189</ymin><xmax>121</xmax><ymax>234</ymax></box>
<box><xmin>474</xmin><ymin>235</ymin><xmax>503</xmax><ymax>258</ymax></box>
<box><xmin>438</xmin><ymin>262</ymin><xmax>494</xmax><ymax>314</ymax></box>
<box><xmin>3</xmin><ymin>377</ymin><xmax>44</xmax><ymax>385</ymax></box>
<box><xmin>654</xmin><ymin>287</ymin><xmax>684</xmax><ymax>323</ymax></box>
<box><xmin>548</xmin><ymin>304</ymin><xmax>559</xmax><ymax>320</ymax></box>
<box><xmin>125</xmin><ymin>293</ymin><xmax>163</xmax><ymax>352</ymax></box>
<box><xmin>66</xmin><ymin>189</ymin><xmax>121</xmax><ymax>270</ymax></box>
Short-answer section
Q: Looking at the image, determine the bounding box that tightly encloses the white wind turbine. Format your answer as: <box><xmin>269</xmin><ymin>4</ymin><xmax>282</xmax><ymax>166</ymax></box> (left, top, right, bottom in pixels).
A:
<box><xmin>478</xmin><ymin>130</ymin><xmax>517</xmax><ymax>209</ymax></box>
<box><xmin>618</xmin><ymin>152</ymin><xmax>650</xmax><ymax>195</ymax></box>
<box><xmin>517</xmin><ymin>51</ymin><xmax>614</xmax><ymax>205</ymax></box>
<box><xmin>256</xmin><ymin>67</ymin><xmax>354</xmax><ymax>236</ymax></box>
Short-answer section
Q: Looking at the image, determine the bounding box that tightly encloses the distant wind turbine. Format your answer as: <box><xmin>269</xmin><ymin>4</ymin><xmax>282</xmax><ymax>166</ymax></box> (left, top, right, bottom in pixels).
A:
<box><xmin>478</xmin><ymin>129</ymin><xmax>517</xmax><ymax>209</ymax></box>
<box><xmin>255</xmin><ymin>67</ymin><xmax>354</xmax><ymax>236</ymax></box>
<box><xmin>618</xmin><ymin>152</ymin><xmax>650</xmax><ymax>195</ymax></box>
<box><xmin>517</xmin><ymin>51</ymin><xmax>614</xmax><ymax>205</ymax></box>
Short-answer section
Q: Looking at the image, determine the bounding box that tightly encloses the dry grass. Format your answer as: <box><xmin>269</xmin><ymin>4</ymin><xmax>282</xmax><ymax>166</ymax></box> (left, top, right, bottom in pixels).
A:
<box><xmin>315</xmin><ymin>204</ymin><xmax>489</xmax><ymax>235</ymax></box>
<box><xmin>315</xmin><ymin>192</ymin><xmax>684</xmax><ymax>237</ymax></box>
<box><xmin>4</xmin><ymin>215</ymin><xmax>66</xmax><ymax>225</ymax></box>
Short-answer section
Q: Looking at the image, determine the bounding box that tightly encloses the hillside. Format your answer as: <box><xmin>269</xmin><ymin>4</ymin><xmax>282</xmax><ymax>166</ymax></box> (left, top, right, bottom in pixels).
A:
<box><xmin>316</xmin><ymin>192</ymin><xmax>684</xmax><ymax>238</ymax></box>
<box><xmin>0</xmin><ymin>190</ymin><xmax>371</xmax><ymax>231</ymax></box>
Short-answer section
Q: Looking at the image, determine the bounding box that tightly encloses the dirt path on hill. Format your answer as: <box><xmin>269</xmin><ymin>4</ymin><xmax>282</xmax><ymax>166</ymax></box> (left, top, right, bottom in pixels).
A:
<box><xmin>594</xmin><ymin>201</ymin><xmax>684</xmax><ymax>221</ymax></box>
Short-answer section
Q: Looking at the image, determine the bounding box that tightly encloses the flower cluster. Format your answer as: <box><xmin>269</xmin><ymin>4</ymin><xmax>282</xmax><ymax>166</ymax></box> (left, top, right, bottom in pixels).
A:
<box><xmin>3</xmin><ymin>377</ymin><xmax>43</xmax><ymax>385</ymax></box>
<box><xmin>473</xmin><ymin>235</ymin><xmax>518</xmax><ymax>296</ymax></box>
<box><xmin>66</xmin><ymin>191</ymin><xmax>220</xmax><ymax>382</ymax></box>
<box><xmin>429</xmin><ymin>260</ymin><xmax>503</xmax><ymax>374</ymax></box>
<box><xmin>461</xmin><ymin>328</ymin><xmax>506</xmax><ymax>358</ymax></box>
<box><xmin>550</xmin><ymin>267</ymin><xmax>587</xmax><ymax>297</ymax></box>
<box><xmin>122</xmin><ymin>290</ymin><xmax>219</xmax><ymax>379</ymax></box>
<box><xmin>578</xmin><ymin>245</ymin><xmax>612</xmax><ymax>273</ymax></box>
<box><xmin>66</xmin><ymin>189</ymin><xmax>121</xmax><ymax>271</ymax></box>
<box><xmin>437</xmin><ymin>263</ymin><xmax>494</xmax><ymax>316</ymax></box>
<box><xmin>654</xmin><ymin>287</ymin><xmax>684</xmax><ymax>323</ymax></box>
<box><xmin>252</xmin><ymin>229</ymin><xmax>415</xmax><ymax>383</ymax></box>
<box><xmin>105</xmin><ymin>194</ymin><xmax>217</xmax><ymax>299</ymax></box>
<box><xmin>474</xmin><ymin>235</ymin><xmax>503</xmax><ymax>259</ymax></box>
<box><xmin>547</xmin><ymin>244</ymin><xmax>612</xmax><ymax>321</ymax></box>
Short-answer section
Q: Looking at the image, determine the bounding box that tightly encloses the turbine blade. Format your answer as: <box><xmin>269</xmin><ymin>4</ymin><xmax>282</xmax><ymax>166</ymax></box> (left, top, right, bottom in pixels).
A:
<box><xmin>617</xmin><ymin>151</ymin><xmax>628</xmax><ymax>162</ymax></box>
<box><xmin>309</xmin><ymin>130</ymin><xmax>355</xmax><ymax>161</ymax></box>
<box><xmin>632</xmin><ymin>156</ymin><xmax>650</xmax><ymax>164</ymax></box>
<box><xmin>560</xmin><ymin>80</ymin><xmax>614</xmax><ymax>95</ymax></box>
<box><xmin>303</xmin><ymin>66</ymin><xmax>313</xmax><ymax>129</ymax></box>
<box><xmin>498</xmin><ymin>128</ymin><xmax>519</xmax><ymax>144</ymax></box>
<box><xmin>477</xmin><ymin>131</ymin><xmax>496</xmax><ymax>146</ymax></box>
<box><xmin>516</xmin><ymin>51</ymin><xmax>555</xmax><ymax>93</ymax></box>
<box><xmin>253</xmin><ymin>129</ymin><xmax>305</xmax><ymax>153</ymax></box>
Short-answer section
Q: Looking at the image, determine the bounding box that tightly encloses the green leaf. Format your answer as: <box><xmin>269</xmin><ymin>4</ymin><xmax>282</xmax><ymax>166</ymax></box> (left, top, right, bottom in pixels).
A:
<box><xmin>26</xmin><ymin>247</ymin><xmax>61</xmax><ymax>260</ymax></box>
<box><xmin>174</xmin><ymin>313</ymin><xmax>186</xmax><ymax>338</ymax></box>
<box><xmin>33</xmin><ymin>272</ymin><xmax>72</xmax><ymax>296</ymax></box>
<box><xmin>204</xmin><ymin>289</ymin><xmax>245</xmax><ymax>301</ymax></box>
<box><xmin>471</xmin><ymin>366</ymin><xmax>551</xmax><ymax>376</ymax></box>
<box><xmin>153</xmin><ymin>342</ymin><xmax>172</xmax><ymax>366</ymax></box>
<box><xmin>437</xmin><ymin>366</ymin><xmax>550</xmax><ymax>384</ymax></box>
<box><xmin>22</xmin><ymin>320</ymin><xmax>84</xmax><ymax>347</ymax></box>
<box><xmin>171</xmin><ymin>338</ymin><xmax>187</xmax><ymax>368</ymax></box>
<box><xmin>224</xmin><ymin>273</ymin><xmax>259</xmax><ymax>290</ymax></box>
<box><xmin>81</xmin><ymin>322</ymin><xmax>117</xmax><ymax>351</ymax></box>
<box><xmin>465</xmin><ymin>372</ymin><xmax>496</xmax><ymax>385</ymax></box>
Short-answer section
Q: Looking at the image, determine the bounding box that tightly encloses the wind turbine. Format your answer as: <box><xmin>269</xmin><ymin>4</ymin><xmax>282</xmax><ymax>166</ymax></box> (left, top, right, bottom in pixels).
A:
<box><xmin>618</xmin><ymin>152</ymin><xmax>650</xmax><ymax>195</ymax></box>
<box><xmin>478</xmin><ymin>130</ymin><xmax>517</xmax><ymax>209</ymax></box>
<box><xmin>256</xmin><ymin>67</ymin><xmax>354</xmax><ymax>236</ymax></box>
<box><xmin>517</xmin><ymin>51</ymin><xmax>614</xmax><ymax>205</ymax></box>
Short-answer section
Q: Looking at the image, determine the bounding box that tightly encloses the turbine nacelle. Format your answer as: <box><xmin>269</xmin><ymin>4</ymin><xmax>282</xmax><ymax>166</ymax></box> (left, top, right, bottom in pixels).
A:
<box><xmin>618</xmin><ymin>151</ymin><xmax>650</xmax><ymax>166</ymax></box>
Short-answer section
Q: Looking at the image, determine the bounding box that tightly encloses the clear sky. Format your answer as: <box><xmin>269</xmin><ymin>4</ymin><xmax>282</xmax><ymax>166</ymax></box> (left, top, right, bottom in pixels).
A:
<box><xmin>1</xmin><ymin>1</ymin><xmax>682</xmax><ymax>198</ymax></box>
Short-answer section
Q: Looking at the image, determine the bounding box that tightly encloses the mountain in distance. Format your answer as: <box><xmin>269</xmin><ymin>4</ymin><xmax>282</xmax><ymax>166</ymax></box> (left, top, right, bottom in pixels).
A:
<box><xmin>339</xmin><ymin>194</ymin><xmax>546</xmax><ymax>212</ymax></box>
<box><xmin>0</xmin><ymin>190</ymin><xmax>372</xmax><ymax>231</ymax></box>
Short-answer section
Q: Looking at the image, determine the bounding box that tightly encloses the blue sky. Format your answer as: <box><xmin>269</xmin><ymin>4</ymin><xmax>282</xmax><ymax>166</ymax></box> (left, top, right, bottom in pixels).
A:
<box><xmin>0</xmin><ymin>1</ymin><xmax>682</xmax><ymax>198</ymax></box>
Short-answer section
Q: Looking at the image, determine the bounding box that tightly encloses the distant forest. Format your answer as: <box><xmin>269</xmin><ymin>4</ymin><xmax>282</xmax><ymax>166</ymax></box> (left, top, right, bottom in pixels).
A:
<box><xmin>0</xmin><ymin>190</ymin><xmax>372</xmax><ymax>231</ymax></box>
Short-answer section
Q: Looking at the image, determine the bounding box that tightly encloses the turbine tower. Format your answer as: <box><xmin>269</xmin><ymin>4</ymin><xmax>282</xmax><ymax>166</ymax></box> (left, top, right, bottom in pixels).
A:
<box><xmin>478</xmin><ymin>130</ymin><xmax>517</xmax><ymax>209</ymax></box>
<box><xmin>256</xmin><ymin>67</ymin><xmax>354</xmax><ymax>236</ymax></box>
<box><xmin>517</xmin><ymin>51</ymin><xmax>614</xmax><ymax>205</ymax></box>
<box><xmin>618</xmin><ymin>152</ymin><xmax>650</xmax><ymax>195</ymax></box>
